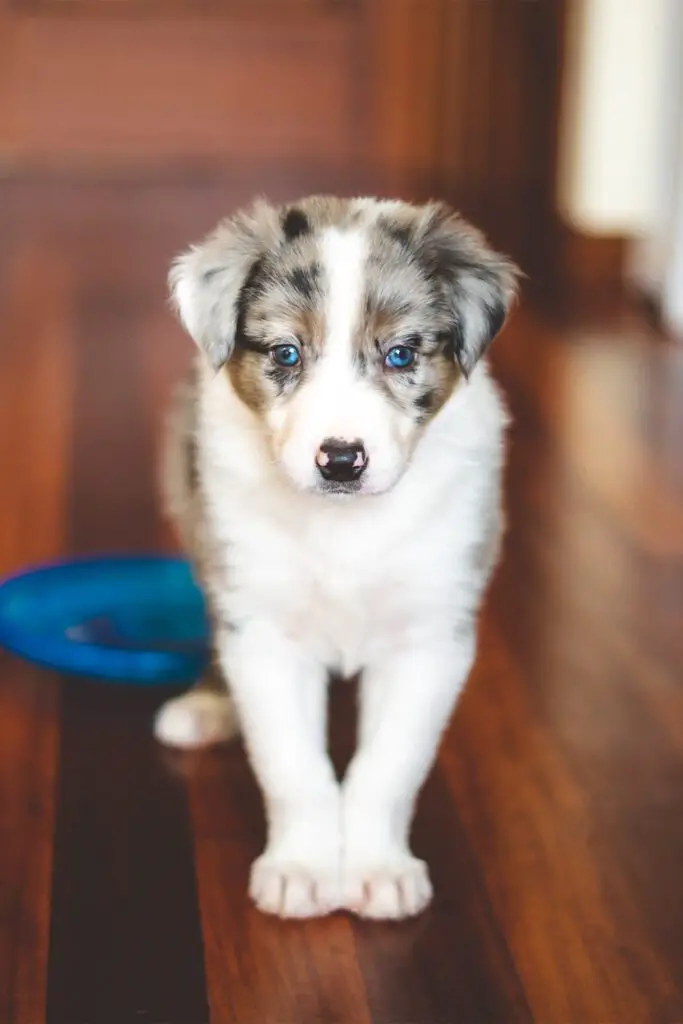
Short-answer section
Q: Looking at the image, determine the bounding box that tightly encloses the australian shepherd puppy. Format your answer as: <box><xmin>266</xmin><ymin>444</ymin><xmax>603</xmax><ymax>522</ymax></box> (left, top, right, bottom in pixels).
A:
<box><xmin>154</xmin><ymin>196</ymin><xmax>519</xmax><ymax>921</ymax></box>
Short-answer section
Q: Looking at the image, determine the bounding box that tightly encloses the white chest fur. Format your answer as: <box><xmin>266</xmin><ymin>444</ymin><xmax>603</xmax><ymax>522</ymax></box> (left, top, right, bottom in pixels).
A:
<box><xmin>200</xmin><ymin>366</ymin><xmax>506</xmax><ymax>675</ymax></box>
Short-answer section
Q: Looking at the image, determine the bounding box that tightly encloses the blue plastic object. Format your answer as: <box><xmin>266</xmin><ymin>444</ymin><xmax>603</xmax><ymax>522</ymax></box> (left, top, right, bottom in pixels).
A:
<box><xmin>0</xmin><ymin>556</ymin><xmax>210</xmax><ymax>685</ymax></box>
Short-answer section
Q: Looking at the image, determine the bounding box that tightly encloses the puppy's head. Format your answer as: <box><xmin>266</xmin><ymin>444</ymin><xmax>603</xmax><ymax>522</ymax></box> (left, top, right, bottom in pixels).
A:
<box><xmin>170</xmin><ymin>197</ymin><xmax>519</xmax><ymax>497</ymax></box>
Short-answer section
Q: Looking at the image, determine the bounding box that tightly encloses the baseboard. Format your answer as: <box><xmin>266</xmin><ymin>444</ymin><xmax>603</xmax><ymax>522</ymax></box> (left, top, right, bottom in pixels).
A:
<box><xmin>530</xmin><ymin>216</ymin><xmax>630</xmax><ymax>316</ymax></box>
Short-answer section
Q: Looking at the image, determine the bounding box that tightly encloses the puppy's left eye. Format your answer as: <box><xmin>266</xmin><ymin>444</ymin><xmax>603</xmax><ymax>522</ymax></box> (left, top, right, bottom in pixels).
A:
<box><xmin>271</xmin><ymin>343</ymin><xmax>301</xmax><ymax>368</ymax></box>
<box><xmin>385</xmin><ymin>345</ymin><xmax>417</xmax><ymax>370</ymax></box>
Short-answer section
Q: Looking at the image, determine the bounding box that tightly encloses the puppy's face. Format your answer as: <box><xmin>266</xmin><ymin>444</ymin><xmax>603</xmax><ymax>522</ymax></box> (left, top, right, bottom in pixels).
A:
<box><xmin>170</xmin><ymin>197</ymin><xmax>519</xmax><ymax>497</ymax></box>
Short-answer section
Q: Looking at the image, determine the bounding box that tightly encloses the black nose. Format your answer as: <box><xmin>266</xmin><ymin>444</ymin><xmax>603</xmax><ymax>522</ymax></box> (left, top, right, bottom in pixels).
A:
<box><xmin>316</xmin><ymin>439</ymin><xmax>368</xmax><ymax>483</ymax></box>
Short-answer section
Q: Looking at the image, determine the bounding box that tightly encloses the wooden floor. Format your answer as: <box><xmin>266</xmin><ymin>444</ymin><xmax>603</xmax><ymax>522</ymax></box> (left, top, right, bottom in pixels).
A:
<box><xmin>1</xmin><ymin>181</ymin><xmax>683</xmax><ymax>1024</ymax></box>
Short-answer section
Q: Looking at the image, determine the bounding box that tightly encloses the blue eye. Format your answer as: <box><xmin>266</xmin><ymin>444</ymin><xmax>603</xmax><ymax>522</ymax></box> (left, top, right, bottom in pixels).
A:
<box><xmin>385</xmin><ymin>345</ymin><xmax>417</xmax><ymax>370</ymax></box>
<box><xmin>271</xmin><ymin>343</ymin><xmax>301</xmax><ymax>368</ymax></box>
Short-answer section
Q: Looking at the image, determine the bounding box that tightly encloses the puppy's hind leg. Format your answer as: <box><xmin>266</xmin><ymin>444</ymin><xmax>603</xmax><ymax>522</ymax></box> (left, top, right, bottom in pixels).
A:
<box><xmin>154</xmin><ymin>658</ymin><xmax>240</xmax><ymax>750</ymax></box>
<box><xmin>154</xmin><ymin>370</ymin><xmax>239</xmax><ymax>749</ymax></box>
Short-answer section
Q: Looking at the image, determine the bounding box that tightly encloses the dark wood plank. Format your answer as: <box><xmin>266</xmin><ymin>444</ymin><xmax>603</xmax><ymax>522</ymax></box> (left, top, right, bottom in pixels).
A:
<box><xmin>45</xmin><ymin>261</ymin><xmax>209</xmax><ymax>1024</ymax></box>
<box><xmin>459</xmin><ymin>316</ymin><xmax>683</xmax><ymax>1022</ymax></box>
<box><xmin>328</xmin><ymin>680</ymin><xmax>531</xmax><ymax>1024</ymax></box>
<box><xmin>185</xmin><ymin>741</ymin><xmax>373</xmax><ymax>1024</ymax></box>
<box><xmin>445</xmin><ymin>624</ymin><xmax>680</xmax><ymax>1023</ymax></box>
<box><xmin>0</xmin><ymin>236</ymin><xmax>71</xmax><ymax>1024</ymax></box>
<box><xmin>351</xmin><ymin>763</ymin><xmax>532</xmax><ymax>1024</ymax></box>
<box><xmin>0</xmin><ymin>661</ymin><xmax>58</xmax><ymax>1024</ymax></box>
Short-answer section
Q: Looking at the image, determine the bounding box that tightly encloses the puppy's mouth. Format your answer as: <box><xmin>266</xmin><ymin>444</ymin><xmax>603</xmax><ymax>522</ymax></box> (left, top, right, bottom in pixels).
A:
<box><xmin>316</xmin><ymin>479</ymin><xmax>364</xmax><ymax>498</ymax></box>
<box><xmin>313</xmin><ymin>475</ymin><xmax>401</xmax><ymax>499</ymax></box>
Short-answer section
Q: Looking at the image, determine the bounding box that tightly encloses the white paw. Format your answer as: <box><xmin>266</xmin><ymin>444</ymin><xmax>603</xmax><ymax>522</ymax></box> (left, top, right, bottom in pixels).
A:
<box><xmin>249</xmin><ymin>854</ymin><xmax>342</xmax><ymax>919</ymax></box>
<box><xmin>153</xmin><ymin>690</ymin><xmax>239</xmax><ymax>749</ymax></box>
<box><xmin>343</xmin><ymin>854</ymin><xmax>433</xmax><ymax>920</ymax></box>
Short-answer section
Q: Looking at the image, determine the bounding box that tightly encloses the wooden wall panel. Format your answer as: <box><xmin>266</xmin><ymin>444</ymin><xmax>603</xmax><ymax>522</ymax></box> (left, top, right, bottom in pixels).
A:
<box><xmin>0</xmin><ymin>6</ymin><xmax>362</xmax><ymax>171</ymax></box>
<box><xmin>0</xmin><ymin>0</ymin><xmax>567</xmax><ymax>277</ymax></box>
<box><xmin>362</xmin><ymin>0</ymin><xmax>566</xmax><ymax>278</ymax></box>
<box><xmin>13</xmin><ymin>0</ymin><xmax>347</xmax><ymax>10</ymax></box>
<box><xmin>361</xmin><ymin>0</ymin><xmax>444</xmax><ymax>198</ymax></box>
<box><xmin>436</xmin><ymin>0</ymin><xmax>567</xmax><ymax>280</ymax></box>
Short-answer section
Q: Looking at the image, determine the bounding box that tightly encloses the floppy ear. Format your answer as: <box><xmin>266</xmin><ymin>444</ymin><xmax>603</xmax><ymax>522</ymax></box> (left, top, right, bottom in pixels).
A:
<box><xmin>418</xmin><ymin>203</ymin><xmax>521</xmax><ymax>376</ymax></box>
<box><xmin>168</xmin><ymin>199</ymin><xmax>281</xmax><ymax>370</ymax></box>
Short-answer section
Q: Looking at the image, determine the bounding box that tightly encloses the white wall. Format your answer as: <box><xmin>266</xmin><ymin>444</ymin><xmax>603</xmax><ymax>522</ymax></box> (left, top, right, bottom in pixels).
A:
<box><xmin>662</xmin><ymin>134</ymin><xmax>683</xmax><ymax>335</ymax></box>
<box><xmin>654</xmin><ymin>2</ymin><xmax>683</xmax><ymax>335</ymax></box>
<box><xmin>628</xmin><ymin>0</ymin><xmax>683</xmax><ymax>303</ymax></box>
<box><xmin>557</xmin><ymin>0</ymin><xmax>668</xmax><ymax>236</ymax></box>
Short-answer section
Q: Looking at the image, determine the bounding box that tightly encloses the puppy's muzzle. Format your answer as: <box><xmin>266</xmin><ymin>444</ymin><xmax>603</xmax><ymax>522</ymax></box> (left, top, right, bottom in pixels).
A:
<box><xmin>316</xmin><ymin>439</ymin><xmax>368</xmax><ymax>483</ymax></box>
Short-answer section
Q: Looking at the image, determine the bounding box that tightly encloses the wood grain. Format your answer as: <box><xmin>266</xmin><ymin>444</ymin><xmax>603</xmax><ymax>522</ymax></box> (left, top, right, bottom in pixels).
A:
<box><xmin>0</xmin><ymin>5</ymin><xmax>361</xmax><ymax>170</ymax></box>
<box><xmin>0</xmin><ymin>235</ymin><xmax>71</xmax><ymax>1024</ymax></box>
<box><xmin>0</xmin><ymin>180</ymin><xmax>682</xmax><ymax>1023</ymax></box>
<box><xmin>44</xmin><ymin>248</ymin><xmax>209</xmax><ymax>1024</ymax></box>
<box><xmin>0</xmin><ymin>0</ymin><xmax>567</xmax><ymax>286</ymax></box>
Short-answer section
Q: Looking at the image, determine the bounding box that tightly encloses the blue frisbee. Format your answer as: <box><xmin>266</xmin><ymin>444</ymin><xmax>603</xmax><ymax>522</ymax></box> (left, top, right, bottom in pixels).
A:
<box><xmin>0</xmin><ymin>556</ymin><xmax>210</xmax><ymax>685</ymax></box>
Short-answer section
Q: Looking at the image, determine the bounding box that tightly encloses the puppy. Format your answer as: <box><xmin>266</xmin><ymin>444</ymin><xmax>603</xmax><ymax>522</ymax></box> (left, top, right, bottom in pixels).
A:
<box><xmin>155</xmin><ymin>196</ymin><xmax>519</xmax><ymax>921</ymax></box>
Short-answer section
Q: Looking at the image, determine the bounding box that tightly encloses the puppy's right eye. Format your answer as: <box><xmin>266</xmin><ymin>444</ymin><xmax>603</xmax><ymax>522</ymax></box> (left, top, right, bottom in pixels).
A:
<box><xmin>385</xmin><ymin>345</ymin><xmax>418</xmax><ymax>371</ymax></box>
<box><xmin>271</xmin><ymin>343</ymin><xmax>301</xmax><ymax>368</ymax></box>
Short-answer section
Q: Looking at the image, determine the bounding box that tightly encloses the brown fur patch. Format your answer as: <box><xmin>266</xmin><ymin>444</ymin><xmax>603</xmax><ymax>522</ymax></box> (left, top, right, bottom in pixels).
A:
<box><xmin>228</xmin><ymin>296</ymin><xmax>327</xmax><ymax>418</ymax></box>
<box><xmin>226</xmin><ymin>349</ymin><xmax>269</xmax><ymax>415</ymax></box>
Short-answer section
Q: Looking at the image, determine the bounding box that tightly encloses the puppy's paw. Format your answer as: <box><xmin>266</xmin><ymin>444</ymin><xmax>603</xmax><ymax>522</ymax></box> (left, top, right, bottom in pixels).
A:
<box><xmin>154</xmin><ymin>690</ymin><xmax>239</xmax><ymax>749</ymax></box>
<box><xmin>343</xmin><ymin>853</ymin><xmax>433</xmax><ymax>920</ymax></box>
<box><xmin>249</xmin><ymin>854</ymin><xmax>342</xmax><ymax>919</ymax></box>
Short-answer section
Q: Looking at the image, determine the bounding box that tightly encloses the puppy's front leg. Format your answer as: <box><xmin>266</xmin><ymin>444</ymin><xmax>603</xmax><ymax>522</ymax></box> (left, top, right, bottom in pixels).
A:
<box><xmin>217</xmin><ymin>622</ymin><xmax>341</xmax><ymax>919</ymax></box>
<box><xmin>342</xmin><ymin>634</ymin><xmax>476</xmax><ymax>920</ymax></box>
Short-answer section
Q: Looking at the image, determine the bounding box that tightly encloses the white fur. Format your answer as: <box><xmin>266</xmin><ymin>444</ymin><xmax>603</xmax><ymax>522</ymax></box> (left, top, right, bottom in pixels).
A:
<box><xmin>159</xmin><ymin>210</ymin><xmax>510</xmax><ymax>920</ymax></box>
<box><xmin>164</xmin><ymin>360</ymin><xmax>505</xmax><ymax>918</ymax></box>
<box><xmin>154</xmin><ymin>690</ymin><xmax>238</xmax><ymax>749</ymax></box>
<box><xmin>270</xmin><ymin>227</ymin><xmax>413</xmax><ymax>495</ymax></box>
